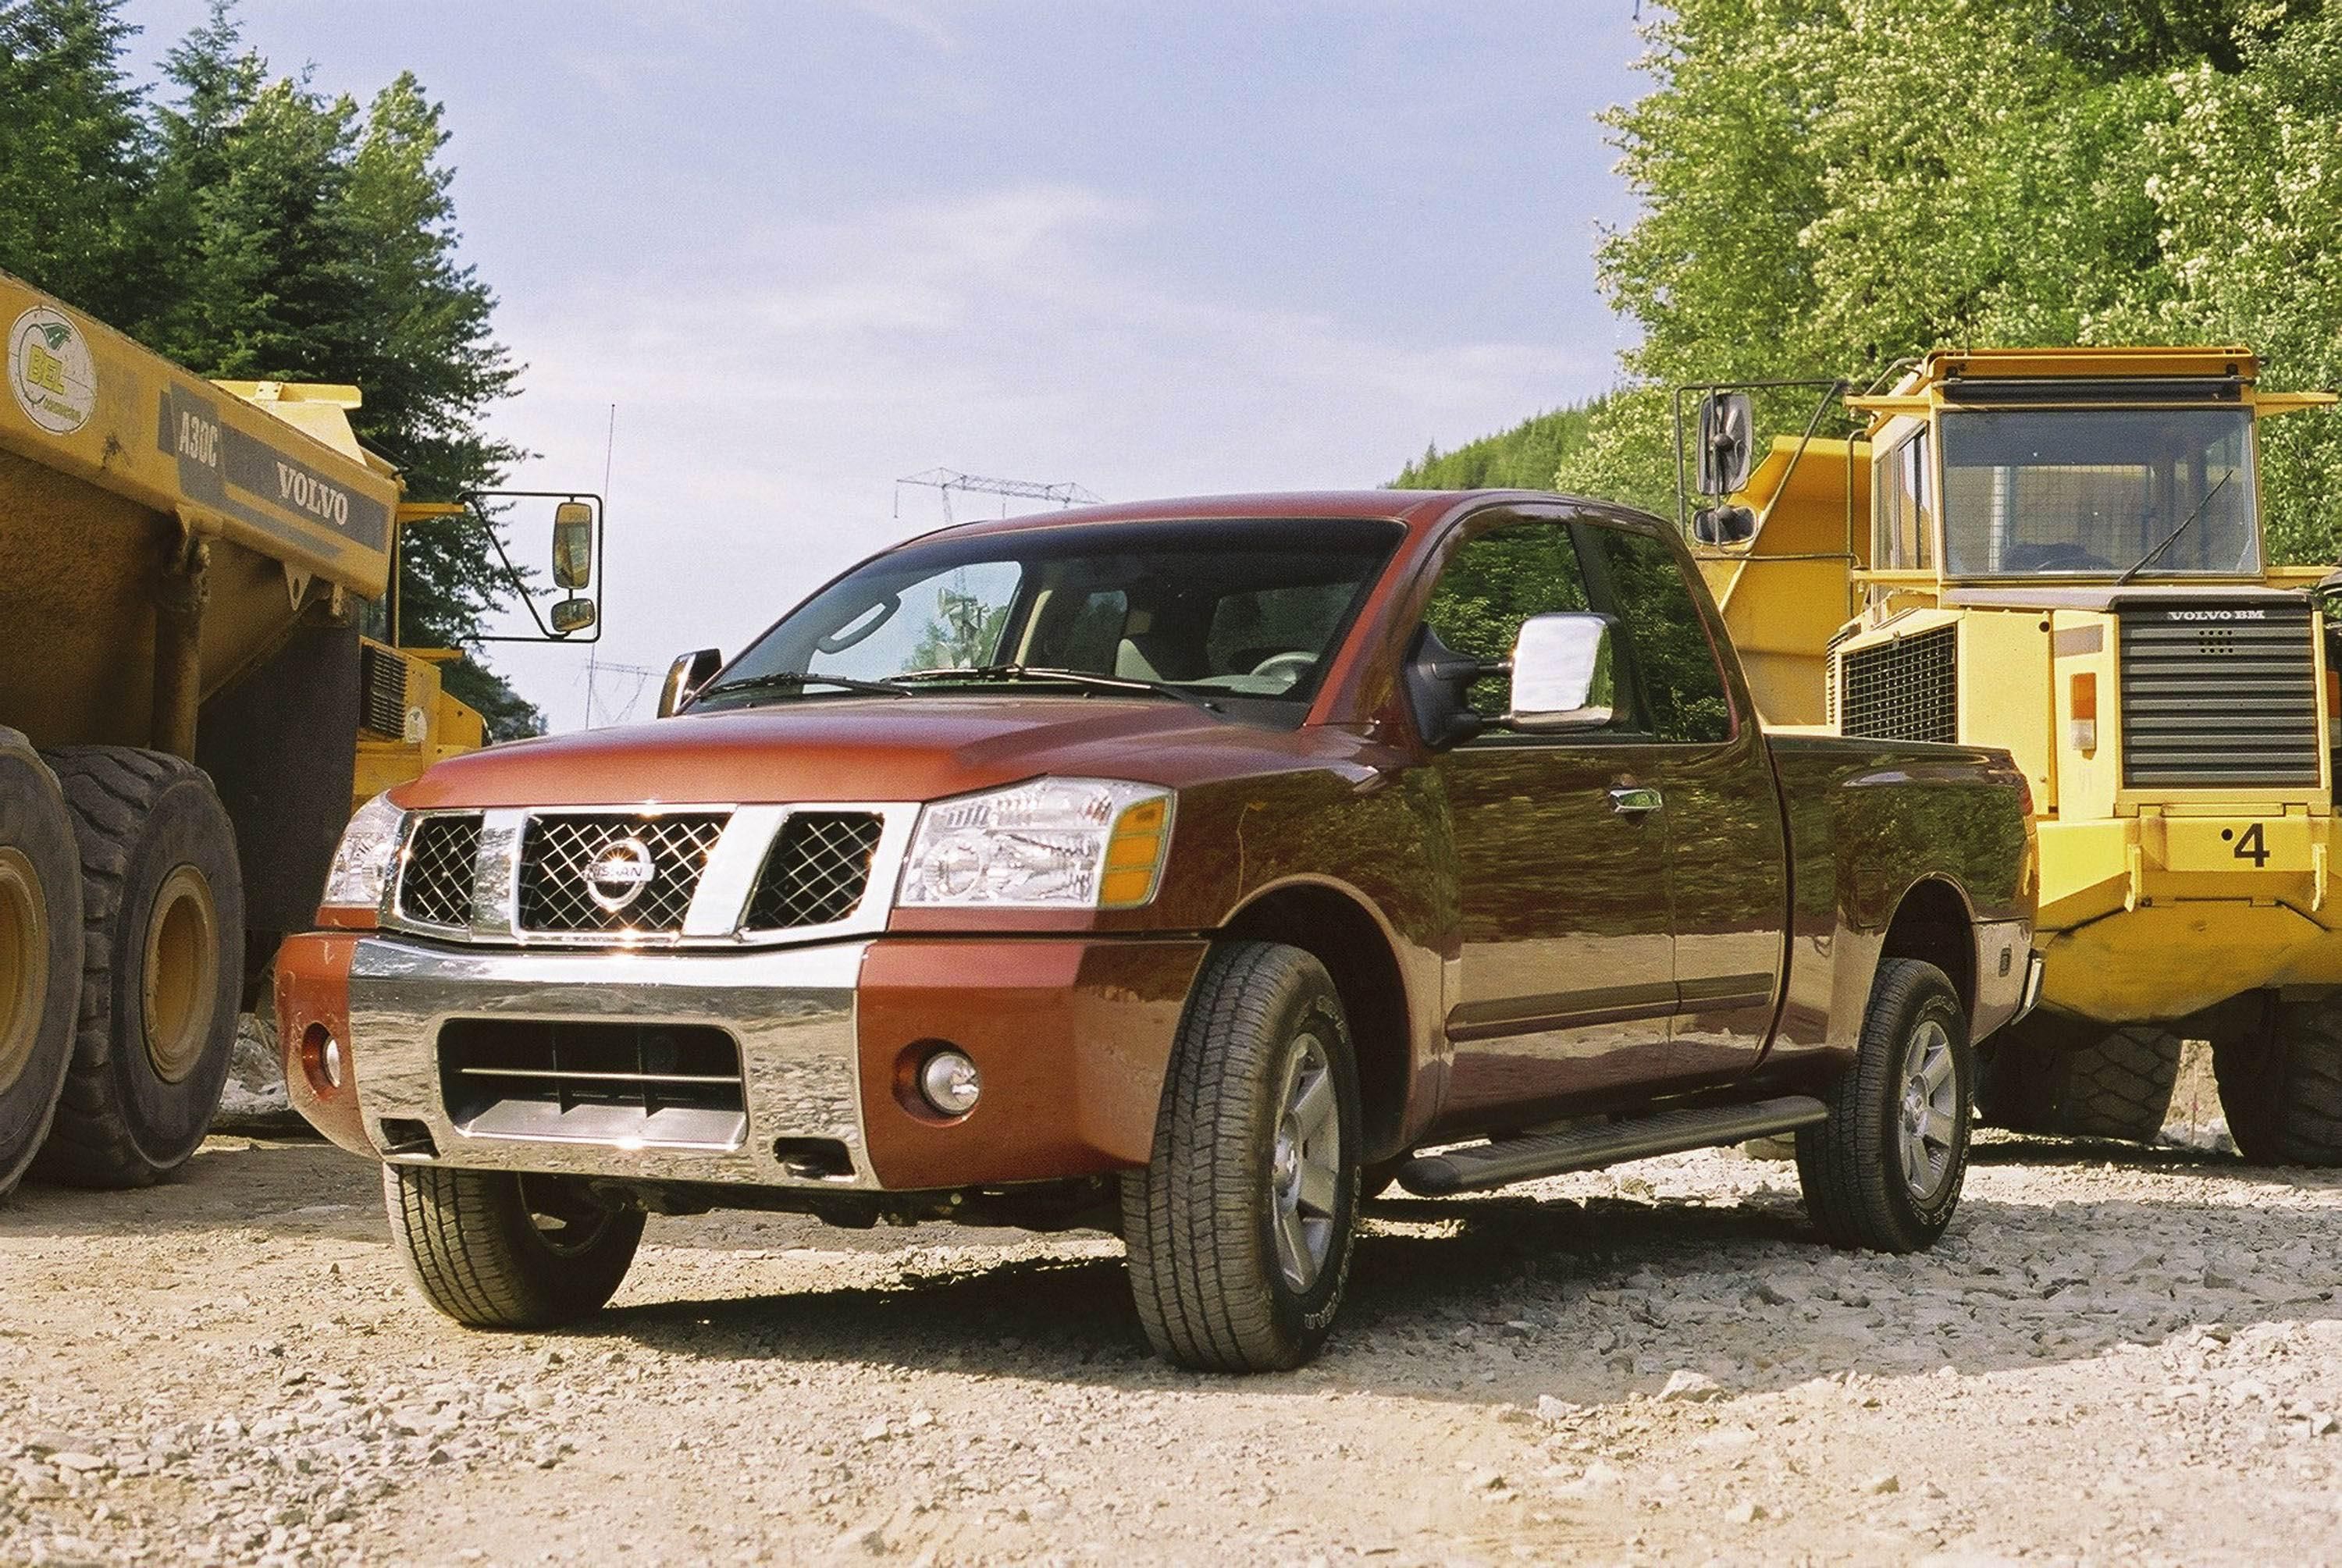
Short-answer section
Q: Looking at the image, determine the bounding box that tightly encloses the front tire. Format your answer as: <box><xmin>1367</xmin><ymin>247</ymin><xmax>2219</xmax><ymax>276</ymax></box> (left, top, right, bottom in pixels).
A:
<box><xmin>33</xmin><ymin>747</ymin><xmax>244</xmax><ymax>1188</ymax></box>
<box><xmin>2213</xmin><ymin>996</ymin><xmax>2342</xmax><ymax>1166</ymax></box>
<box><xmin>0</xmin><ymin>732</ymin><xmax>83</xmax><ymax>1197</ymax></box>
<box><xmin>1123</xmin><ymin>941</ymin><xmax>1361</xmax><ymax>1373</ymax></box>
<box><xmin>385</xmin><ymin>1164</ymin><xmax>646</xmax><ymax>1328</ymax></box>
<box><xmin>1797</xmin><ymin>958</ymin><xmax>1972</xmax><ymax>1253</ymax></box>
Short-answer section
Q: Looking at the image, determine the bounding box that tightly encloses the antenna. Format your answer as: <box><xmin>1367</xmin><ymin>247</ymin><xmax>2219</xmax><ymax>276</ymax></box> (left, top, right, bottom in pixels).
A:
<box><xmin>893</xmin><ymin>468</ymin><xmax>1102</xmax><ymax>528</ymax></box>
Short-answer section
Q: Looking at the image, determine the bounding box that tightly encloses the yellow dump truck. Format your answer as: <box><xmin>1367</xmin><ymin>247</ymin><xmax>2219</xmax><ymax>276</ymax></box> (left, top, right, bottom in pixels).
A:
<box><xmin>1685</xmin><ymin>347</ymin><xmax>2342</xmax><ymax>1161</ymax></box>
<box><xmin>0</xmin><ymin>269</ymin><xmax>600</xmax><ymax>1194</ymax></box>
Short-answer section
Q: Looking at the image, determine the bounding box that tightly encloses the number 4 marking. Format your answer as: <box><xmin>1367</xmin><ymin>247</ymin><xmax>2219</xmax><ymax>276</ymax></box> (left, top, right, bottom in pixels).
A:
<box><xmin>2233</xmin><ymin>823</ymin><xmax>2271</xmax><ymax>868</ymax></box>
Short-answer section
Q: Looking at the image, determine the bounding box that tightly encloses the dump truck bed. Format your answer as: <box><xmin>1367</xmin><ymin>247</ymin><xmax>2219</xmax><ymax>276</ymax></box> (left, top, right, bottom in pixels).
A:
<box><xmin>0</xmin><ymin>269</ymin><xmax>398</xmax><ymax>749</ymax></box>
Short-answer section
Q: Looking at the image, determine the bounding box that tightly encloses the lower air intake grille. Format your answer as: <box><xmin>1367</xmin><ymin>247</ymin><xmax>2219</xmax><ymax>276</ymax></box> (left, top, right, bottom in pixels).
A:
<box><xmin>2120</xmin><ymin>601</ymin><xmax>2319</xmax><ymax>788</ymax></box>
<box><xmin>358</xmin><ymin>643</ymin><xmax>411</xmax><ymax>741</ymax></box>
<box><xmin>1838</xmin><ymin>624</ymin><xmax>1958</xmax><ymax>745</ymax></box>
<box><xmin>517</xmin><ymin>812</ymin><xmax>727</xmax><ymax>933</ymax></box>
<box><xmin>396</xmin><ymin>815</ymin><xmax>481</xmax><ymax>928</ymax></box>
<box><xmin>437</xmin><ymin>1019</ymin><xmax>746</xmax><ymax>1149</ymax></box>
<box><xmin>746</xmin><ymin>812</ymin><xmax>884</xmax><ymax>930</ymax></box>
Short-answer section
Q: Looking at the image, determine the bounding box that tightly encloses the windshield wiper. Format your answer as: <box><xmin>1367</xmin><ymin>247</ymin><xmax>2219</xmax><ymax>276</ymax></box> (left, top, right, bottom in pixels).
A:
<box><xmin>892</xmin><ymin>664</ymin><xmax>1219</xmax><ymax>710</ymax></box>
<box><xmin>2116</xmin><ymin>468</ymin><xmax>2235</xmax><ymax>585</ymax></box>
<box><xmin>693</xmin><ymin>670</ymin><xmax>908</xmax><ymax>701</ymax></box>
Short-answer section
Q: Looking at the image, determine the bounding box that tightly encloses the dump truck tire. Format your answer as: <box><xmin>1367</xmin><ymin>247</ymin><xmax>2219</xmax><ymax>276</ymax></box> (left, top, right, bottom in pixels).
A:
<box><xmin>1975</xmin><ymin>1017</ymin><xmax>2180</xmax><ymax>1143</ymax></box>
<box><xmin>0</xmin><ymin>731</ymin><xmax>84</xmax><ymax>1198</ymax></box>
<box><xmin>2214</xmin><ymin>998</ymin><xmax>2342</xmax><ymax>1167</ymax></box>
<box><xmin>1122</xmin><ymin>940</ymin><xmax>1362</xmax><ymax>1373</ymax></box>
<box><xmin>1797</xmin><ymin>958</ymin><xmax>1971</xmax><ymax>1253</ymax></box>
<box><xmin>385</xmin><ymin>1164</ymin><xmax>646</xmax><ymax>1328</ymax></box>
<box><xmin>30</xmin><ymin>747</ymin><xmax>244</xmax><ymax>1188</ymax></box>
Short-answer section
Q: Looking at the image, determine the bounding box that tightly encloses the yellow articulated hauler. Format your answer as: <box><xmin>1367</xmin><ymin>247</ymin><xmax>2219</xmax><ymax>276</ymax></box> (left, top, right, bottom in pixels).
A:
<box><xmin>1684</xmin><ymin>347</ymin><xmax>2342</xmax><ymax>1161</ymax></box>
<box><xmin>0</xmin><ymin>269</ymin><xmax>603</xmax><ymax>1196</ymax></box>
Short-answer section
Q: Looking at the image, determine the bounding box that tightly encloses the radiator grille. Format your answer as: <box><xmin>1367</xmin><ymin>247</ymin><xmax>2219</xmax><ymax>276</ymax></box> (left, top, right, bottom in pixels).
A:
<box><xmin>396</xmin><ymin>815</ymin><xmax>481</xmax><ymax>927</ymax></box>
<box><xmin>517</xmin><ymin>812</ymin><xmax>727</xmax><ymax>933</ymax></box>
<box><xmin>358</xmin><ymin>644</ymin><xmax>411</xmax><ymax>741</ymax></box>
<box><xmin>746</xmin><ymin>812</ymin><xmax>884</xmax><ymax>930</ymax></box>
<box><xmin>437</xmin><ymin>1019</ymin><xmax>746</xmax><ymax>1149</ymax></box>
<box><xmin>1838</xmin><ymin>624</ymin><xmax>1958</xmax><ymax>745</ymax></box>
<box><xmin>2120</xmin><ymin>601</ymin><xmax>2320</xmax><ymax>788</ymax></box>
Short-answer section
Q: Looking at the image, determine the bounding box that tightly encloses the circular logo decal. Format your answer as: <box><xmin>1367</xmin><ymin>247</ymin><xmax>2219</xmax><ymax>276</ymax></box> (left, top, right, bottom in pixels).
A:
<box><xmin>586</xmin><ymin>837</ymin><xmax>658</xmax><ymax>912</ymax></box>
<box><xmin>8</xmin><ymin>307</ymin><xmax>97</xmax><ymax>435</ymax></box>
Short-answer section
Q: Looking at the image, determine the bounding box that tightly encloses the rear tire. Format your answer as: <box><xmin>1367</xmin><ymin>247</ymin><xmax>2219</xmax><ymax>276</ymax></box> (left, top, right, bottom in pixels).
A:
<box><xmin>1797</xmin><ymin>958</ymin><xmax>1971</xmax><ymax>1253</ymax></box>
<box><xmin>2213</xmin><ymin>996</ymin><xmax>2342</xmax><ymax>1166</ymax></box>
<box><xmin>1122</xmin><ymin>941</ymin><xmax>1361</xmax><ymax>1373</ymax></box>
<box><xmin>1975</xmin><ymin>1015</ymin><xmax>2180</xmax><ymax>1143</ymax></box>
<box><xmin>0</xmin><ymin>731</ymin><xmax>83</xmax><ymax>1198</ymax></box>
<box><xmin>384</xmin><ymin>1164</ymin><xmax>646</xmax><ymax>1328</ymax></box>
<box><xmin>31</xmin><ymin>747</ymin><xmax>244</xmax><ymax>1188</ymax></box>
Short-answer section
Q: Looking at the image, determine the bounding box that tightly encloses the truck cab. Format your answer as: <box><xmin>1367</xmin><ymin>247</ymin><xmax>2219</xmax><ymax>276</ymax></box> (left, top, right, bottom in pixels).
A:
<box><xmin>1692</xmin><ymin>347</ymin><xmax>2342</xmax><ymax>1161</ymax></box>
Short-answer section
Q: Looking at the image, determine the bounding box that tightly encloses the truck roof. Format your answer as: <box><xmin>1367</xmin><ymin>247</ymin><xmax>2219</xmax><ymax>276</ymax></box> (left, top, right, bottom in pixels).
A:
<box><xmin>927</xmin><ymin>488</ymin><xmax>1603</xmax><ymax>541</ymax></box>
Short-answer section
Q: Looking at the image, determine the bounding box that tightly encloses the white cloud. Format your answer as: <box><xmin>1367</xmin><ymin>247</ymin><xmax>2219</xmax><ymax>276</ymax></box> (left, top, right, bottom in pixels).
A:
<box><xmin>481</xmin><ymin>180</ymin><xmax>1600</xmax><ymax>729</ymax></box>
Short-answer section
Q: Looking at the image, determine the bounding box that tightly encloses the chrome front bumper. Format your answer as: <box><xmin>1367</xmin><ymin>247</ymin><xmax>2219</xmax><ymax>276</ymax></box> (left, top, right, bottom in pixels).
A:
<box><xmin>347</xmin><ymin>933</ymin><xmax>878</xmax><ymax>1188</ymax></box>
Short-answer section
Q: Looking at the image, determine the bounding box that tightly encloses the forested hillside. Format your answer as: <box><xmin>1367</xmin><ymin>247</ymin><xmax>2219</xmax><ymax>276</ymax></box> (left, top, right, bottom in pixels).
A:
<box><xmin>1554</xmin><ymin>0</ymin><xmax>2342</xmax><ymax>565</ymax></box>
<box><xmin>1390</xmin><ymin>404</ymin><xmax>1595</xmax><ymax>492</ymax></box>
<box><xmin>0</xmin><ymin>0</ymin><xmax>539</xmax><ymax>734</ymax></box>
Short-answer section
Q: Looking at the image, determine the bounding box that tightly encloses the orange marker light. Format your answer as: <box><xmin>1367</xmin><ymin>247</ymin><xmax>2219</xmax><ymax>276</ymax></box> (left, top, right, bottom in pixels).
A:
<box><xmin>2069</xmin><ymin>671</ymin><xmax>2098</xmax><ymax>754</ymax></box>
<box><xmin>1099</xmin><ymin>797</ymin><xmax>1172</xmax><ymax>908</ymax></box>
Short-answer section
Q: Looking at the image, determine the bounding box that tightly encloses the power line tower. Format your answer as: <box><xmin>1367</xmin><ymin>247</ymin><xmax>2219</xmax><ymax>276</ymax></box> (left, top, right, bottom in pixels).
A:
<box><xmin>893</xmin><ymin>468</ymin><xmax>1102</xmax><ymax>527</ymax></box>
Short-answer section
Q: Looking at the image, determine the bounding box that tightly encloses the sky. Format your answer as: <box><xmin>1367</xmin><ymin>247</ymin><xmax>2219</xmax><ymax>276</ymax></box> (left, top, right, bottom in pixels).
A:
<box><xmin>124</xmin><ymin>1</ymin><xmax>1650</xmax><ymax>731</ymax></box>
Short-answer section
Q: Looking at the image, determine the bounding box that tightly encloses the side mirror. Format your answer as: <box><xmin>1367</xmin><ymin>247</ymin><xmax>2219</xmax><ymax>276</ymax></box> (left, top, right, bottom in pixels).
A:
<box><xmin>1692</xmin><ymin>503</ymin><xmax>1759</xmax><ymax>546</ymax></box>
<box><xmin>552</xmin><ymin>500</ymin><xmax>595</xmax><ymax>590</ymax></box>
<box><xmin>1696</xmin><ymin>391</ymin><xmax>1754</xmax><ymax>497</ymax></box>
<box><xmin>1505</xmin><ymin>613</ymin><xmax>1618</xmax><ymax>732</ymax></box>
<box><xmin>550</xmin><ymin>598</ymin><xmax>597</xmax><ymax>636</ymax></box>
<box><xmin>658</xmin><ymin>649</ymin><xmax>724</xmax><ymax>717</ymax></box>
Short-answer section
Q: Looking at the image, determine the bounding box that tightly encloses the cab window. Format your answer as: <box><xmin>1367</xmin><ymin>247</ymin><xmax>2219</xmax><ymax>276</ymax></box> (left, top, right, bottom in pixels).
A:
<box><xmin>1872</xmin><ymin>428</ymin><xmax>1935</xmax><ymax>571</ymax></box>
<box><xmin>1580</xmin><ymin>524</ymin><xmax>1735</xmax><ymax>745</ymax></box>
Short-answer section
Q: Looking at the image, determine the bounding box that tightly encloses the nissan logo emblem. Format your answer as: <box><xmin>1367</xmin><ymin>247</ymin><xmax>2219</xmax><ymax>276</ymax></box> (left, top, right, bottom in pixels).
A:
<box><xmin>586</xmin><ymin>836</ymin><xmax>658</xmax><ymax>912</ymax></box>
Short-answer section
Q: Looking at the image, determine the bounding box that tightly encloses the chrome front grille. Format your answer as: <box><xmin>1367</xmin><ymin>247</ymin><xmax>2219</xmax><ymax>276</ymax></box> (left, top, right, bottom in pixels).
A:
<box><xmin>2120</xmin><ymin>600</ymin><xmax>2320</xmax><ymax>788</ymax></box>
<box><xmin>385</xmin><ymin>802</ymin><xmax>912</xmax><ymax>946</ymax></box>
<box><xmin>516</xmin><ymin>812</ymin><xmax>728</xmax><ymax>933</ymax></box>
<box><xmin>746</xmin><ymin>812</ymin><xmax>884</xmax><ymax>930</ymax></box>
<box><xmin>397</xmin><ymin>814</ymin><xmax>481</xmax><ymax>928</ymax></box>
<box><xmin>1838</xmin><ymin>624</ymin><xmax>1958</xmax><ymax>745</ymax></box>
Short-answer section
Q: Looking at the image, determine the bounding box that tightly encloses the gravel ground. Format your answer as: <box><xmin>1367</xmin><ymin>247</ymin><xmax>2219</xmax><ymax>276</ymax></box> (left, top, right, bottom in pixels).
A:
<box><xmin>5</xmin><ymin>1123</ymin><xmax>2339</xmax><ymax>1566</ymax></box>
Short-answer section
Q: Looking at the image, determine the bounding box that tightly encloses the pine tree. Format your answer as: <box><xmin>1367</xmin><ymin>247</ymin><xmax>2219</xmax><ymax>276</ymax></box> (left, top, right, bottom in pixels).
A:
<box><xmin>0</xmin><ymin>0</ymin><xmax>153</xmax><ymax>325</ymax></box>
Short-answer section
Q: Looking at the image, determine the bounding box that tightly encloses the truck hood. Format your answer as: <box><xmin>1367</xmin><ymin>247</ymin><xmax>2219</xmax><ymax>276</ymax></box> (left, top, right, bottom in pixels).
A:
<box><xmin>393</xmin><ymin>695</ymin><xmax>1337</xmax><ymax>808</ymax></box>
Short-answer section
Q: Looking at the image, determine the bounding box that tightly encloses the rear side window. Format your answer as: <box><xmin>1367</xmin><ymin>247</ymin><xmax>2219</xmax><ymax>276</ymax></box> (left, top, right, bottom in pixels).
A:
<box><xmin>1582</xmin><ymin>526</ymin><xmax>1734</xmax><ymax>745</ymax></box>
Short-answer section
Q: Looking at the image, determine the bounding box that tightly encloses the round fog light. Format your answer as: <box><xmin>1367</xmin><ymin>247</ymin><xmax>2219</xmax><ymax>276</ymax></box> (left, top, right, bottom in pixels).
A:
<box><xmin>919</xmin><ymin>1048</ymin><xmax>981</xmax><ymax>1117</ymax></box>
<box><xmin>301</xmin><ymin>1022</ymin><xmax>344</xmax><ymax>1093</ymax></box>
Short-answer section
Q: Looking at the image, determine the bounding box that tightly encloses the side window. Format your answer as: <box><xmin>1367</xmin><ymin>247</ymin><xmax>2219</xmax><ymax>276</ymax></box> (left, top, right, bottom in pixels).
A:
<box><xmin>1422</xmin><ymin>519</ymin><xmax>1593</xmax><ymax>726</ymax></box>
<box><xmin>1583</xmin><ymin>526</ymin><xmax>1734</xmax><ymax>745</ymax></box>
<box><xmin>1872</xmin><ymin>431</ymin><xmax>1934</xmax><ymax>571</ymax></box>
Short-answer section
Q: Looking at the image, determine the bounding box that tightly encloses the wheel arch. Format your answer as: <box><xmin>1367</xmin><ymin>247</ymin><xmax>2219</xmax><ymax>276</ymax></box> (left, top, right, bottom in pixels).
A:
<box><xmin>1878</xmin><ymin>875</ymin><xmax>1977</xmax><ymax>1020</ymax></box>
<box><xmin>1219</xmin><ymin>876</ymin><xmax>1418</xmax><ymax>1163</ymax></box>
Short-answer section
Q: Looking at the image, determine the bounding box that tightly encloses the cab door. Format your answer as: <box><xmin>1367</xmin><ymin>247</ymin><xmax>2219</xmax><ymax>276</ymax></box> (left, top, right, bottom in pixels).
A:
<box><xmin>1578</xmin><ymin>519</ymin><xmax>1788</xmax><ymax>1076</ymax></box>
<box><xmin>1421</xmin><ymin>512</ymin><xmax>1682</xmax><ymax>1132</ymax></box>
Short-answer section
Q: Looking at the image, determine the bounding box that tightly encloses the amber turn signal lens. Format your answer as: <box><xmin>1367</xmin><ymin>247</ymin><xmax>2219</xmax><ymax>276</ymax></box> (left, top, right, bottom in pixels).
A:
<box><xmin>2068</xmin><ymin>671</ymin><xmax>2098</xmax><ymax>755</ymax></box>
<box><xmin>1098</xmin><ymin>796</ymin><xmax>1173</xmax><ymax>908</ymax></box>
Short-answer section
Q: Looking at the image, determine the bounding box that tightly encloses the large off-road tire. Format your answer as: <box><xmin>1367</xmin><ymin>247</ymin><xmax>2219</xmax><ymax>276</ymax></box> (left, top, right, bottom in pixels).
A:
<box><xmin>1975</xmin><ymin>1015</ymin><xmax>2180</xmax><ymax>1143</ymax></box>
<box><xmin>385</xmin><ymin>1164</ymin><xmax>646</xmax><ymax>1328</ymax></box>
<box><xmin>1797</xmin><ymin>958</ymin><xmax>1972</xmax><ymax>1253</ymax></box>
<box><xmin>0</xmin><ymin>731</ymin><xmax>83</xmax><ymax>1198</ymax></box>
<box><xmin>2212</xmin><ymin>996</ymin><xmax>2342</xmax><ymax>1166</ymax></box>
<box><xmin>30</xmin><ymin>747</ymin><xmax>244</xmax><ymax>1188</ymax></box>
<box><xmin>1122</xmin><ymin>941</ymin><xmax>1362</xmax><ymax>1373</ymax></box>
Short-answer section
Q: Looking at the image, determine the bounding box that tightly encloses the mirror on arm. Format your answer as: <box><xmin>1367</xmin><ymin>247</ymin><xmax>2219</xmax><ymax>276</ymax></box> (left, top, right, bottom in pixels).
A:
<box><xmin>659</xmin><ymin>649</ymin><xmax>724</xmax><ymax>717</ymax></box>
<box><xmin>1696</xmin><ymin>391</ymin><xmax>1755</xmax><ymax>498</ymax></box>
<box><xmin>1504</xmin><ymin>612</ymin><xmax>1618</xmax><ymax>732</ymax></box>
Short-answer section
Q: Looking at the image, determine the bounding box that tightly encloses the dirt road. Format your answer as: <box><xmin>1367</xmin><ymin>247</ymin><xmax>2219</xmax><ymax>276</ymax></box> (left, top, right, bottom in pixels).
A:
<box><xmin>5</xmin><ymin>1130</ymin><xmax>2339</xmax><ymax>1566</ymax></box>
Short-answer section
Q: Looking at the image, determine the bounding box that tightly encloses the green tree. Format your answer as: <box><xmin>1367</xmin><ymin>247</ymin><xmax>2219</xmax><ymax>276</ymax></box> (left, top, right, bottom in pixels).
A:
<box><xmin>0</xmin><ymin>0</ymin><xmax>153</xmax><ymax>325</ymax></box>
<box><xmin>1564</xmin><ymin>0</ymin><xmax>2342</xmax><ymax>562</ymax></box>
<box><xmin>1391</xmin><ymin>404</ymin><xmax>1599</xmax><ymax>492</ymax></box>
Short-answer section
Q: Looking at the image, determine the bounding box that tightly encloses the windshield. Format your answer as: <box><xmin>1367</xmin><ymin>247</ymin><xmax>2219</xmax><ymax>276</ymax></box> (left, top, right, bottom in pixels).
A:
<box><xmin>696</xmin><ymin>516</ymin><xmax>1406</xmax><ymax>720</ymax></box>
<box><xmin>1939</xmin><ymin>408</ymin><xmax>2259</xmax><ymax>578</ymax></box>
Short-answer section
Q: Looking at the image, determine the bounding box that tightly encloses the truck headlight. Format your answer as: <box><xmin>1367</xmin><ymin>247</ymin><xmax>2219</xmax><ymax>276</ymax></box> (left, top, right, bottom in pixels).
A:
<box><xmin>320</xmin><ymin>791</ymin><xmax>406</xmax><ymax>914</ymax></box>
<box><xmin>899</xmin><ymin>778</ymin><xmax>1173</xmax><ymax>909</ymax></box>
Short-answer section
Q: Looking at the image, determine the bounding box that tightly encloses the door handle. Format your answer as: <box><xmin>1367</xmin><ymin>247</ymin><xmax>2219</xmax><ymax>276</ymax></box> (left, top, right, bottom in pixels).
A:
<box><xmin>1608</xmin><ymin>785</ymin><xmax>1664</xmax><ymax>818</ymax></box>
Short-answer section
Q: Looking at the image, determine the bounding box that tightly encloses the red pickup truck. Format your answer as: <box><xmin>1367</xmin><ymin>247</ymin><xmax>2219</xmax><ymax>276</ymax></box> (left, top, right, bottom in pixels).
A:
<box><xmin>278</xmin><ymin>491</ymin><xmax>2037</xmax><ymax>1371</ymax></box>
